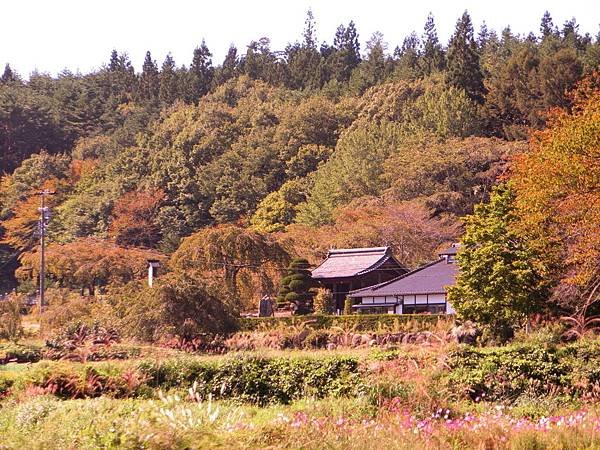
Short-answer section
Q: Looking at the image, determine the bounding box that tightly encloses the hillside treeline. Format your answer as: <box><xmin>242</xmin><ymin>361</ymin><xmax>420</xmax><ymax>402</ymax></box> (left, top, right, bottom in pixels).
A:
<box><xmin>0</xmin><ymin>10</ymin><xmax>598</xmax><ymax>319</ymax></box>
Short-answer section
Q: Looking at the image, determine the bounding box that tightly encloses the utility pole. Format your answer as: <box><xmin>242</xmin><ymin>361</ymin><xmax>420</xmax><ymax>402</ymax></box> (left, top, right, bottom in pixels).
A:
<box><xmin>36</xmin><ymin>189</ymin><xmax>55</xmax><ymax>313</ymax></box>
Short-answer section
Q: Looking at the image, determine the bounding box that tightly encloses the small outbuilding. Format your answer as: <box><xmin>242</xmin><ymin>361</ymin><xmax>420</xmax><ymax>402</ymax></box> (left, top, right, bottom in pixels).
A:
<box><xmin>348</xmin><ymin>244</ymin><xmax>460</xmax><ymax>315</ymax></box>
<box><xmin>311</xmin><ymin>247</ymin><xmax>407</xmax><ymax>313</ymax></box>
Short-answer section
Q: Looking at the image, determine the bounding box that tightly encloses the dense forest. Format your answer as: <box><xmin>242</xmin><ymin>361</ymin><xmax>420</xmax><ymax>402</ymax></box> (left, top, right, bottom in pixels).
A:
<box><xmin>1</xmin><ymin>10</ymin><xmax>599</xmax><ymax>330</ymax></box>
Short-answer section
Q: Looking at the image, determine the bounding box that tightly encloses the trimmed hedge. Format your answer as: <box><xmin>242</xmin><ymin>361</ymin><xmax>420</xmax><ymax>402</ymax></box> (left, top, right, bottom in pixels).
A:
<box><xmin>238</xmin><ymin>314</ymin><xmax>449</xmax><ymax>332</ymax></box>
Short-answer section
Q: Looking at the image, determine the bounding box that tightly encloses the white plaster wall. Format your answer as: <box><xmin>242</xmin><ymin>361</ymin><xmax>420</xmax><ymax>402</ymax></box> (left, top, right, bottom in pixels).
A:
<box><xmin>415</xmin><ymin>295</ymin><xmax>428</xmax><ymax>304</ymax></box>
<box><xmin>428</xmin><ymin>293</ymin><xmax>446</xmax><ymax>303</ymax></box>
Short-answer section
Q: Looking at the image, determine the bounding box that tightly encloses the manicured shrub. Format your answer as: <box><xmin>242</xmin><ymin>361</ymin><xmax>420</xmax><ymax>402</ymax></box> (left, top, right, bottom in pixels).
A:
<box><xmin>276</xmin><ymin>259</ymin><xmax>314</xmax><ymax>314</ymax></box>
<box><xmin>313</xmin><ymin>288</ymin><xmax>335</xmax><ymax>315</ymax></box>
<box><xmin>344</xmin><ymin>297</ymin><xmax>354</xmax><ymax>315</ymax></box>
<box><xmin>239</xmin><ymin>314</ymin><xmax>448</xmax><ymax>332</ymax></box>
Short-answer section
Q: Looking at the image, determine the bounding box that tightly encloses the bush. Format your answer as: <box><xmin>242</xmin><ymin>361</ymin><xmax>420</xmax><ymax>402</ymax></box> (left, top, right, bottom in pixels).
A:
<box><xmin>445</xmin><ymin>341</ymin><xmax>600</xmax><ymax>401</ymax></box>
<box><xmin>40</xmin><ymin>290</ymin><xmax>96</xmax><ymax>335</ymax></box>
<box><xmin>344</xmin><ymin>297</ymin><xmax>354</xmax><ymax>315</ymax></box>
<box><xmin>303</xmin><ymin>329</ymin><xmax>330</xmax><ymax>349</ymax></box>
<box><xmin>313</xmin><ymin>288</ymin><xmax>334</xmax><ymax>315</ymax></box>
<box><xmin>0</xmin><ymin>343</ymin><xmax>42</xmax><ymax>364</ymax></box>
<box><xmin>0</xmin><ymin>294</ymin><xmax>24</xmax><ymax>342</ymax></box>
<box><xmin>238</xmin><ymin>314</ymin><xmax>448</xmax><ymax>332</ymax></box>
<box><xmin>139</xmin><ymin>355</ymin><xmax>362</xmax><ymax>405</ymax></box>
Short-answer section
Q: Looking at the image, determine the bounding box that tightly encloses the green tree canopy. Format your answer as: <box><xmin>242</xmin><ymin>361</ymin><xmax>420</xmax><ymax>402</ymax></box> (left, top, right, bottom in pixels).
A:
<box><xmin>447</xmin><ymin>184</ymin><xmax>551</xmax><ymax>335</ymax></box>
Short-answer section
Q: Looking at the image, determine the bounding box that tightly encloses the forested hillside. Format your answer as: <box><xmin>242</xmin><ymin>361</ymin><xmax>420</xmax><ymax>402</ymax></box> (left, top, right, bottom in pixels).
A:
<box><xmin>1</xmin><ymin>10</ymin><xmax>599</xmax><ymax>316</ymax></box>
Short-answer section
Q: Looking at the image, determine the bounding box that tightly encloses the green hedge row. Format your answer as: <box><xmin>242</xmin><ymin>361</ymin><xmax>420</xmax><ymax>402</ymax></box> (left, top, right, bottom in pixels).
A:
<box><xmin>446</xmin><ymin>340</ymin><xmax>600</xmax><ymax>400</ymax></box>
<box><xmin>238</xmin><ymin>314</ymin><xmax>449</xmax><ymax>332</ymax></box>
<box><xmin>0</xmin><ymin>355</ymin><xmax>363</xmax><ymax>405</ymax></box>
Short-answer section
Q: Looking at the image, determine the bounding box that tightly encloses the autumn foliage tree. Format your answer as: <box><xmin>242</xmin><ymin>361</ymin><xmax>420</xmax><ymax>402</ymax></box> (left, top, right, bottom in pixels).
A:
<box><xmin>169</xmin><ymin>225</ymin><xmax>291</xmax><ymax>309</ymax></box>
<box><xmin>287</xmin><ymin>198</ymin><xmax>460</xmax><ymax>269</ymax></box>
<box><xmin>18</xmin><ymin>238</ymin><xmax>163</xmax><ymax>294</ymax></box>
<box><xmin>511</xmin><ymin>73</ymin><xmax>600</xmax><ymax>310</ymax></box>
<box><xmin>109</xmin><ymin>189</ymin><xmax>165</xmax><ymax>248</ymax></box>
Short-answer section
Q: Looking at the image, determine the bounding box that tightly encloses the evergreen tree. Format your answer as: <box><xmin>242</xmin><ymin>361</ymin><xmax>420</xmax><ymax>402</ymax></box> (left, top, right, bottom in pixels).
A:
<box><xmin>106</xmin><ymin>51</ymin><xmax>136</xmax><ymax>101</ymax></box>
<box><xmin>303</xmin><ymin>8</ymin><xmax>317</xmax><ymax>49</ymax></box>
<box><xmin>329</xmin><ymin>21</ymin><xmax>361</xmax><ymax>82</ymax></box>
<box><xmin>446</xmin><ymin>11</ymin><xmax>486</xmax><ymax>104</ymax></box>
<box><xmin>540</xmin><ymin>11</ymin><xmax>557</xmax><ymax>39</ymax></box>
<box><xmin>190</xmin><ymin>40</ymin><xmax>214</xmax><ymax>101</ymax></box>
<box><xmin>276</xmin><ymin>258</ymin><xmax>314</xmax><ymax>314</ymax></box>
<box><xmin>138</xmin><ymin>51</ymin><xmax>159</xmax><ymax>102</ymax></box>
<box><xmin>241</xmin><ymin>38</ymin><xmax>281</xmax><ymax>85</ymax></box>
<box><xmin>109</xmin><ymin>49</ymin><xmax>120</xmax><ymax>71</ymax></box>
<box><xmin>285</xmin><ymin>9</ymin><xmax>323</xmax><ymax>90</ymax></box>
<box><xmin>421</xmin><ymin>13</ymin><xmax>445</xmax><ymax>74</ymax></box>
<box><xmin>349</xmin><ymin>31</ymin><xmax>386</xmax><ymax>93</ymax></box>
<box><xmin>477</xmin><ymin>21</ymin><xmax>490</xmax><ymax>50</ymax></box>
<box><xmin>213</xmin><ymin>45</ymin><xmax>238</xmax><ymax>87</ymax></box>
<box><xmin>394</xmin><ymin>32</ymin><xmax>420</xmax><ymax>80</ymax></box>
<box><xmin>159</xmin><ymin>53</ymin><xmax>178</xmax><ymax>106</ymax></box>
<box><xmin>562</xmin><ymin>18</ymin><xmax>589</xmax><ymax>51</ymax></box>
<box><xmin>1</xmin><ymin>64</ymin><xmax>17</xmax><ymax>83</ymax></box>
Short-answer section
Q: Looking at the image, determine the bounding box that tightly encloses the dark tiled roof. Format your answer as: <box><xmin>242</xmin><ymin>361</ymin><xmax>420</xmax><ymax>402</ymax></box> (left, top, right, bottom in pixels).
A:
<box><xmin>349</xmin><ymin>258</ymin><xmax>458</xmax><ymax>297</ymax></box>
<box><xmin>311</xmin><ymin>247</ymin><xmax>403</xmax><ymax>279</ymax></box>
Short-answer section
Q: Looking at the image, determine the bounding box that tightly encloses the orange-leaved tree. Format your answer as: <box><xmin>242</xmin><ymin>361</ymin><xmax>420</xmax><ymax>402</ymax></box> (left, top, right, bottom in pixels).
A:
<box><xmin>511</xmin><ymin>72</ymin><xmax>600</xmax><ymax>310</ymax></box>
<box><xmin>285</xmin><ymin>198</ymin><xmax>460</xmax><ymax>269</ymax></box>
<box><xmin>18</xmin><ymin>238</ymin><xmax>164</xmax><ymax>295</ymax></box>
<box><xmin>108</xmin><ymin>189</ymin><xmax>165</xmax><ymax>248</ymax></box>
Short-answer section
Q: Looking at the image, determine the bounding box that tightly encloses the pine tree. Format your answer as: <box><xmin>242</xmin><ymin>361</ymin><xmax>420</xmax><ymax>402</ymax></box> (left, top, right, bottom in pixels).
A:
<box><xmin>106</xmin><ymin>50</ymin><xmax>136</xmax><ymax>101</ymax></box>
<box><xmin>109</xmin><ymin>50</ymin><xmax>119</xmax><ymax>71</ymax></box>
<box><xmin>190</xmin><ymin>40</ymin><xmax>214</xmax><ymax>102</ymax></box>
<box><xmin>446</xmin><ymin>11</ymin><xmax>486</xmax><ymax>104</ymax></box>
<box><xmin>350</xmin><ymin>31</ymin><xmax>386</xmax><ymax>93</ymax></box>
<box><xmin>213</xmin><ymin>45</ymin><xmax>238</xmax><ymax>87</ymax></box>
<box><xmin>477</xmin><ymin>22</ymin><xmax>490</xmax><ymax>50</ymax></box>
<box><xmin>159</xmin><ymin>53</ymin><xmax>178</xmax><ymax>106</ymax></box>
<box><xmin>286</xmin><ymin>9</ymin><xmax>323</xmax><ymax>90</ymax></box>
<box><xmin>540</xmin><ymin>11</ymin><xmax>557</xmax><ymax>39</ymax></box>
<box><xmin>138</xmin><ymin>51</ymin><xmax>159</xmax><ymax>102</ymax></box>
<box><xmin>303</xmin><ymin>8</ymin><xmax>317</xmax><ymax>49</ymax></box>
<box><xmin>276</xmin><ymin>258</ymin><xmax>314</xmax><ymax>314</ymax></box>
<box><xmin>330</xmin><ymin>21</ymin><xmax>361</xmax><ymax>82</ymax></box>
<box><xmin>1</xmin><ymin>63</ymin><xmax>17</xmax><ymax>83</ymax></box>
<box><xmin>421</xmin><ymin>13</ymin><xmax>445</xmax><ymax>74</ymax></box>
<box><xmin>394</xmin><ymin>32</ymin><xmax>420</xmax><ymax>80</ymax></box>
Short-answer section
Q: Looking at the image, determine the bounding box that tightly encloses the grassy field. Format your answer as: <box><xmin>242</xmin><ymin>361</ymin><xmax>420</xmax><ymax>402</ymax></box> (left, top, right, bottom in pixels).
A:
<box><xmin>1</xmin><ymin>333</ymin><xmax>600</xmax><ymax>449</ymax></box>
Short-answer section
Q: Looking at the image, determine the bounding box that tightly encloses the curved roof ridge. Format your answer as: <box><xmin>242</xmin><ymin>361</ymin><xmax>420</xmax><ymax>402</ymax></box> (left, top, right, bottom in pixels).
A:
<box><xmin>311</xmin><ymin>246</ymin><xmax>403</xmax><ymax>279</ymax></box>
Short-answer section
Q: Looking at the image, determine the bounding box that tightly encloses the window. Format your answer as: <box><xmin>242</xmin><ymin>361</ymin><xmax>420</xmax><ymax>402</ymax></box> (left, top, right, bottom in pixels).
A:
<box><xmin>403</xmin><ymin>304</ymin><xmax>446</xmax><ymax>314</ymax></box>
<box><xmin>358</xmin><ymin>306</ymin><xmax>393</xmax><ymax>314</ymax></box>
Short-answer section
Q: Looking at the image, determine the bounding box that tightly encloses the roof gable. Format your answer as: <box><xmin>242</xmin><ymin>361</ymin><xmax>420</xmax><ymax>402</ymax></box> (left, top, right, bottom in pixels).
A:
<box><xmin>311</xmin><ymin>247</ymin><xmax>404</xmax><ymax>279</ymax></box>
<box><xmin>349</xmin><ymin>258</ymin><xmax>458</xmax><ymax>297</ymax></box>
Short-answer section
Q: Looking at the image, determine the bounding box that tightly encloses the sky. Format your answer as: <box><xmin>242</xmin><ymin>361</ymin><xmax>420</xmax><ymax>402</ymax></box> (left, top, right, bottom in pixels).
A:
<box><xmin>2</xmin><ymin>0</ymin><xmax>599</xmax><ymax>77</ymax></box>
